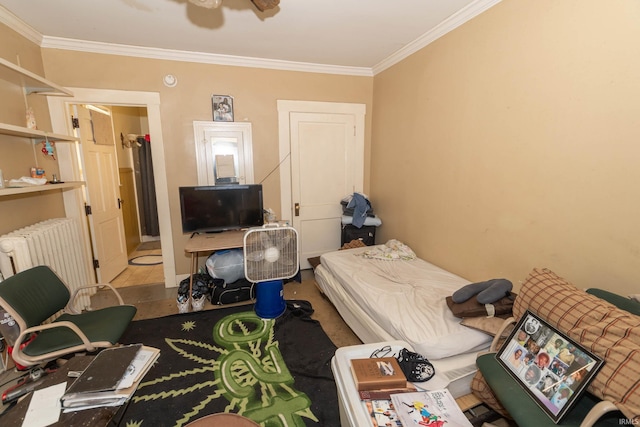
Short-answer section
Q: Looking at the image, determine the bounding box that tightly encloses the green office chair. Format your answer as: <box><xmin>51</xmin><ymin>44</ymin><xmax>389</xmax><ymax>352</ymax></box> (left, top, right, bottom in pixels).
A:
<box><xmin>0</xmin><ymin>265</ymin><xmax>137</xmax><ymax>369</ymax></box>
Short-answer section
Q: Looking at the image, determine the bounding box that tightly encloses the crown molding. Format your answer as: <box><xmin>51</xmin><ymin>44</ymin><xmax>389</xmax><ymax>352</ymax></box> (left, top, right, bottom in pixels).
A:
<box><xmin>40</xmin><ymin>36</ymin><xmax>374</xmax><ymax>77</ymax></box>
<box><xmin>372</xmin><ymin>0</ymin><xmax>502</xmax><ymax>75</ymax></box>
<box><xmin>1</xmin><ymin>0</ymin><xmax>500</xmax><ymax>78</ymax></box>
<box><xmin>0</xmin><ymin>6</ymin><xmax>42</xmax><ymax>45</ymax></box>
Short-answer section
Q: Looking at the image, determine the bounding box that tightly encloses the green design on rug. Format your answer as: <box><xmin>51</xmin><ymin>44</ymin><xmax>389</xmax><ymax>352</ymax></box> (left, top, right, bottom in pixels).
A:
<box><xmin>128</xmin><ymin>311</ymin><xmax>315</xmax><ymax>427</ymax></box>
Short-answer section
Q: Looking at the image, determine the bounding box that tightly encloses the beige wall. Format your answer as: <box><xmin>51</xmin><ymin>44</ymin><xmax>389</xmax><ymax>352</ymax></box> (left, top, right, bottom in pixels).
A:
<box><xmin>38</xmin><ymin>49</ymin><xmax>373</xmax><ymax>274</ymax></box>
<box><xmin>371</xmin><ymin>0</ymin><xmax>640</xmax><ymax>296</ymax></box>
<box><xmin>6</xmin><ymin>0</ymin><xmax>640</xmax><ymax>297</ymax></box>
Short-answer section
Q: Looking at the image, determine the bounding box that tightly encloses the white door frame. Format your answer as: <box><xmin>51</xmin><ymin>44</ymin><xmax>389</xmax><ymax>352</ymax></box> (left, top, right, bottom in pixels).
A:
<box><xmin>277</xmin><ymin>100</ymin><xmax>365</xmax><ymax>223</ymax></box>
<box><xmin>48</xmin><ymin>89</ymin><xmax>177</xmax><ymax>287</ymax></box>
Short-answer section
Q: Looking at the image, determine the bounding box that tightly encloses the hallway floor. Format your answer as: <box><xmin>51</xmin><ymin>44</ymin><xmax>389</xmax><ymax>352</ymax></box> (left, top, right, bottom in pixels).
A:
<box><xmin>110</xmin><ymin>242</ymin><xmax>164</xmax><ymax>289</ymax></box>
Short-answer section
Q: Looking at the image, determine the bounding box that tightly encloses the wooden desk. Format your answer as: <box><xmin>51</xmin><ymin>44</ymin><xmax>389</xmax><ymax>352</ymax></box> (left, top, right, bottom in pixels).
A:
<box><xmin>184</xmin><ymin>230</ymin><xmax>246</xmax><ymax>255</ymax></box>
<box><xmin>183</xmin><ymin>231</ymin><xmax>246</xmax><ymax>296</ymax></box>
<box><xmin>2</xmin><ymin>356</ymin><xmax>123</xmax><ymax>426</ymax></box>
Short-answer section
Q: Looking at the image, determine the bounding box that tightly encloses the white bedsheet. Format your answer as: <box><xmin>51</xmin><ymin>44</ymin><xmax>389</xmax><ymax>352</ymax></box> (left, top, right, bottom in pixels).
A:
<box><xmin>317</xmin><ymin>244</ymin><xmax>491</xmax><ymax>360</ymax></box>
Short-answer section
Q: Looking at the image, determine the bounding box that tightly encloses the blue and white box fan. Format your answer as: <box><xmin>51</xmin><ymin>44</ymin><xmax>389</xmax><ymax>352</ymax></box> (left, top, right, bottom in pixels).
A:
<box><xmin>243</xmin><ymin>224</ymin><xmax>299</xmax><ymax>318</ymax></box>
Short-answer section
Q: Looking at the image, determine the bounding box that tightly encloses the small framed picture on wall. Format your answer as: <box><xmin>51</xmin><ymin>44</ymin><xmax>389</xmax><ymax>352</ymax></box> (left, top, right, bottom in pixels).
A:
<box><xmin>212</xmin><ymin>95</ymin><xmax>234</xmax><ymax>122</ymax></box>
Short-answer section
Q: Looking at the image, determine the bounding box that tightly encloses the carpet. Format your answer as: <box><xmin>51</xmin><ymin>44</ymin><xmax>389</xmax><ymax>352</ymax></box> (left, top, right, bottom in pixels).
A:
<box><xmin>114</xmin><ymin>300</ymin><xmax>339</xmax><ymax>427</ymax></box>
<box><xmin>128</xmin><ymin>255</ymin><xmax>163</xmax><ymax>265</ymax></box>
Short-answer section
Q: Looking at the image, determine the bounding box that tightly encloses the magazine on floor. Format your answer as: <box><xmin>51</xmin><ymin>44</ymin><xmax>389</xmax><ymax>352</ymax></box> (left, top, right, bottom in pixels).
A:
<box><xmin>390</xmin><ymin>389</ymin><xmax>472</xmax><ymax>427</ymax></box>
<box><xmin>361</xmin><ymin>398</ymin><xmax>402</xmax><ymax>427</ymax></box>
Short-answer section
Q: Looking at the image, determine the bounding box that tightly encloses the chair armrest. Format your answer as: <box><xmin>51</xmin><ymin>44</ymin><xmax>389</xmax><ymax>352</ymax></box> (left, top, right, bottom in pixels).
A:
<box><xmin>14</xmin><ymin>321</ymin><xmax>93</xmax><ymax>350</ymax></box>
<box><xmin>490</xmin><ymin>316</ymin><xmax>515</xmax><ymax>352</ymax></box>
<box><xmin>579</xmin><ymin>400</ymin><xmax>620</xmax><ymax>427</ymax></box>
<box><xmin>11</xmin><ymin>321</ymin><xmax>95</xmax><ymax>367</ymax></box>
<box><xmin>66</xmin><ymin>283</ymin><xmax>125</xmax><ymax>314</ymax></box>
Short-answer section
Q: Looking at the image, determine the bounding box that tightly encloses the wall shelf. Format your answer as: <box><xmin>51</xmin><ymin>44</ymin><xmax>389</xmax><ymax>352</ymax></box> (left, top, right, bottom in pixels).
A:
<box><xmin>0</xmin><ymin>57</ymin><xmax>77</xmax><ymax>142</ymax></box>
<box><xmin>0</xmin><ymin>122</ymin><xmax>79</xmax><ymax>142</ymax></box>
<box><xmin>0</xmin><ymin>57</ymin><xmax>73</xmax><ymax>96</ymax></box>
<box><xmin>0</xmin><ymin>181</ymin><xmax>84</xmax><ymax>197</ymax></box>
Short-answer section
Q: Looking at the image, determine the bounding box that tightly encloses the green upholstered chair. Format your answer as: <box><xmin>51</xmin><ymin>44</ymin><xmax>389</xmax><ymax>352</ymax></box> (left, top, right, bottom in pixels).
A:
<box><xmin>474</xmin><ymin>287</ymin><xmax>639</xmax><ymax>427</ymax></box>
<box><xmin>0</xmin><ymin>265</ymin><xmax>137</xmax><ymax>368</ymax></box>
<box><xmin>475</xmin><ymin>354</ymin><xmax>623</xmax><ymax>427</ymax></box>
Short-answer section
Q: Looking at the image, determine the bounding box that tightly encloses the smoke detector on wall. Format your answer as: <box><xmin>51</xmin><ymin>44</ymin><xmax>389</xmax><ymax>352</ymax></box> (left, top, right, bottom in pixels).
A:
<box><xmin>163</xmin><ymin>74</ymin><xmax>178</xmax><ymax>87</ymax></box>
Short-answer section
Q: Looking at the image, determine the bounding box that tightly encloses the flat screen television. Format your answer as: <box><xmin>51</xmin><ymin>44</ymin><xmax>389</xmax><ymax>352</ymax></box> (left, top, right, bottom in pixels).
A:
<box><xmin>179</xmin><ymin>185</ymin><xmax>264</xmax><ymax>233</ymax></box>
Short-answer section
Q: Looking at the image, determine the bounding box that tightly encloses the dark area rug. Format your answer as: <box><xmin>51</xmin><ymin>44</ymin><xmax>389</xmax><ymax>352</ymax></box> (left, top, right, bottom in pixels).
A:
<box><xmin>113</xmin><ymin>300</ymin><xmax>339</xmax><ymax>426</ymax></box>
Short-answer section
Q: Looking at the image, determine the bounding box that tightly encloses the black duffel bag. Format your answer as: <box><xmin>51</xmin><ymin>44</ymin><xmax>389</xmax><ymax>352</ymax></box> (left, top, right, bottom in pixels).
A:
<box><xmin>210</xmin><ymin>278</ymin><xmax>255</xmax><ymax>305</ymax></box>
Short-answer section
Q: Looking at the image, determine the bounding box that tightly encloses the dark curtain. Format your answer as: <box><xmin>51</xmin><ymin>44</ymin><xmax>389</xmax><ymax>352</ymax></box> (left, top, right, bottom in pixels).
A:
<box><xmin>136</xmin><ymin>136</ymin><xmax>160</xmax><ymax>236</ymax></box>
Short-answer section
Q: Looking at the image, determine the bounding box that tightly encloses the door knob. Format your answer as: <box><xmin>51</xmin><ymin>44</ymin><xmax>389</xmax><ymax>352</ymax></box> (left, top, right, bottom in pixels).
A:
<box><xmin>294</xmin><ymin>203</ymin><xmax>300</xmax><ymax>216</ymax></box>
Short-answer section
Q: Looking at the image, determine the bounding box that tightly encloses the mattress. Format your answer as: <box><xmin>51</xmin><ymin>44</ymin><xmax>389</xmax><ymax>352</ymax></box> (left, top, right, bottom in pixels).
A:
<box><xmin>315</xmin><ymin>244</ymin><xmax>492</xmax><ymax>361</ymax></box>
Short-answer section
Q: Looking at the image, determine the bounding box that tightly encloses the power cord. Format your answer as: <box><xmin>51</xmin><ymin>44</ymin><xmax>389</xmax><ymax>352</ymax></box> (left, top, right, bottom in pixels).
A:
<box><xmin>259</xmin><ymin>152</ymin><xmax>291</xmax><ymax>185</ymax></box>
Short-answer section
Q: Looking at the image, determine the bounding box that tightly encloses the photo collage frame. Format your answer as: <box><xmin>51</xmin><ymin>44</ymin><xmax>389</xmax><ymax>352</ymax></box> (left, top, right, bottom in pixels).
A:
<box><xmin>496</xmin><ymin>310</ymin><xmax>604</xmax><ymax>423</ymax></box>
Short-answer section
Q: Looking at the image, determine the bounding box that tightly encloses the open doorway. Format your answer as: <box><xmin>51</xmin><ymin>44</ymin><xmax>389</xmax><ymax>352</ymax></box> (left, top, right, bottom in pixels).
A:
<box><xmin>111</xmin><ymin>106</ymin><xmax>163</xmax><ymax>288</ymax></box>
<box><xmin>47</xmin><ymin>88</ymin><xmax>177</xmax><ymax>288</ymax></box>
<box><xmin>112</xmin><ymin>106</ymin><xmax>159</xmax><ymax>251</ymax></box>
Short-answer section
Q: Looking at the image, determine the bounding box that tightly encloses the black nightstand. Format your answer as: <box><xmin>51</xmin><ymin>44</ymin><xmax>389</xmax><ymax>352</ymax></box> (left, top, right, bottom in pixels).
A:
<box><xmin>341</xmin><ymin>224</ymin><xmax>376</xmax><ymax>246</ymax></box>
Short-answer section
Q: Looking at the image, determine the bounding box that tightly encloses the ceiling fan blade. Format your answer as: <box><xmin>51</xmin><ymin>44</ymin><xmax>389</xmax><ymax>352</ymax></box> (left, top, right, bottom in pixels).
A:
<box><xmin>251</xmin><ymin>0</ymin><xmax>279</xmax><ymax>12</ymax></box>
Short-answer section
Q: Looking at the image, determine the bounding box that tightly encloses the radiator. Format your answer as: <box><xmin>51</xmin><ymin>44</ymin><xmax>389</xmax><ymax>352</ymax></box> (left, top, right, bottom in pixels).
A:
<box><xmin>0</xmin><ymin>218</ymin><xmax>94</xmax><ymax>310</ymax></box>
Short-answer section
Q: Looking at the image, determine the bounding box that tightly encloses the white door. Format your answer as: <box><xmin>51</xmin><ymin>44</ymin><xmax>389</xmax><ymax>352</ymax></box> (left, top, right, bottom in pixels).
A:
<box><xmin>279</xmin><ymin>101</ymin><xmax>366</xmax><ymax>269</ymax></box>
<box><xmin>75</xmin><ymin>105</ymin><xmax>128</xmax><ymax>283</ymax></box>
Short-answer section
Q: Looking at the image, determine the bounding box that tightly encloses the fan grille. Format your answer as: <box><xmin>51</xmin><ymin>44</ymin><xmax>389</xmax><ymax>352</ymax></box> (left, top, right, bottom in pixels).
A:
<box><xmin>243</xmin><ymin>227</ymin><xmax>299</xmax><ymax>282</ymax></box>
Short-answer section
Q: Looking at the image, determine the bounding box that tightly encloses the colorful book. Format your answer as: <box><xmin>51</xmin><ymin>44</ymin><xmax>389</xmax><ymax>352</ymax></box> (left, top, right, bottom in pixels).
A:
<box><xmin>350</xmin><ymin>357</ymin><xmax>407</xmax><ymax>391</ymax></box>
<box><xmin>390</xmin><ymin>389</ymin><xmax>472</xmax><ymax>427</ymax></box>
